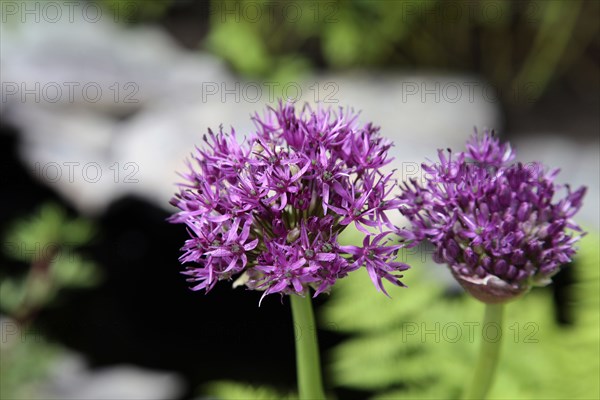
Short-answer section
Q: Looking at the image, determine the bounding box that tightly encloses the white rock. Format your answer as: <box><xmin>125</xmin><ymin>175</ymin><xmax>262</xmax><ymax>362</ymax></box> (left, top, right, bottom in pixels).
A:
<box><xmin>36</xmin><ymin>353</ymin><xmax>183</xmax><ymax>400</ymax></box>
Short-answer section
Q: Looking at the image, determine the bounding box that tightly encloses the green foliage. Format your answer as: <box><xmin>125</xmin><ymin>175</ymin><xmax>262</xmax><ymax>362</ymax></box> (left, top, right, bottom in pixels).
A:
<box><xmin>206</xmin><ymin>21</ymin><xmax>272</xmax><ymax>77</ymax></box>
<box><xmin>321</xmin><ymin>231</ymin><xmax>600</xmax><ymax>399</ymax></box>
<box><xmin>204</xmin><ymin>0</ymin><xmax>598</xmax><ymax>104</ymax></box>
<box><xmin>205</xmin><ymin>0</ymin><xmax>314</xmax><ymax>83</ymax></box>
<box><xmin>1</xmin><ymin>203</ymin><xmax>100</xmax><ymax>316</ymax></box>
<box><xmin>0</xmin><ymin>327</ymin><xmax>62</xmax><ymax>400</ymax></box>
<box><xmin>98</xmin><ymin>0</ymin><xmax>173</xmax><ymax>22</ymax></box>
<box><xmin>0</xmin><ymin>204</ymin><xmax>102</xmax><ymax>399</ymax></box>
<box><xmin>5</xmin><ymin>203</ymin><xmax>94</xmax><ymax>258</ymax></box>
<box><xmin>203</xmin><ymin>380</ymin><xmax>297</xmax><ymax>400</ymax></box>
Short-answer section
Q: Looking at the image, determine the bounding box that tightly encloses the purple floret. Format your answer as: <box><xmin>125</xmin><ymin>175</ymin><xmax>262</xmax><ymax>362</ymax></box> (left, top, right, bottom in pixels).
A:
<box><xmin>397</xmin><ymin>130</ymin><xmax>586</xmax><ymax>303</ymax></box>
<box><xmin>170</xmin><ymin>101</ymin><xmax>407</xmax><ymax>301</ymax></box>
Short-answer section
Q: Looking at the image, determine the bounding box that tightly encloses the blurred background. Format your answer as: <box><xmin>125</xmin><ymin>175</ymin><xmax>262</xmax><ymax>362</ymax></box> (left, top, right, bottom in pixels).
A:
<box><xmin>1</xmin><ymin>1</ymin><xmax>598</xmax><ymax>399</ymax></box>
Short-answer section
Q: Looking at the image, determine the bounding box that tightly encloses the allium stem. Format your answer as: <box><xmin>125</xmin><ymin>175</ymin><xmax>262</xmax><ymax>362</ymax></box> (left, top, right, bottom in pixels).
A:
<box><xmin>290</xmin><ymin>294</ymin><xmax>326</xmax><ymax>400</ymax></box>
<box><xmin>465</xmin><ymin>303</ymin><xmax>505</xmax><ymax>399</ymax></box>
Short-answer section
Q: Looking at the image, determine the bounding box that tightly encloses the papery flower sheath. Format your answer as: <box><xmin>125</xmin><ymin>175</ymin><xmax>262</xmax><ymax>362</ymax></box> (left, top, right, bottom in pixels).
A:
<box><xmin>397</xmin><ymin>130</ymin><xmax>586</xmax><ymax>303</ymax></box>
<box><xmin>170</xmin><ymin>101</ymin><xmax>408</xmax><ymax>302</ymax></box>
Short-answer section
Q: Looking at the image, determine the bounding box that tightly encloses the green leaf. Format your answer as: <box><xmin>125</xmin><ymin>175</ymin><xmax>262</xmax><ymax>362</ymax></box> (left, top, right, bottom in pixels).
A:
<box><xmin>321</xmin><ymin>14</ymin><xmax>363</xmax><ymax>68</ymax></box>
<box><xmin>1</xmin><ymin>203</ymin><xmax>100</xmax><ymax>317</ymax></box>
<box><xmin>51</xmin><ymin>255</ymin><xmax>101</xmax><ymax>288</ymax></box>
<box><xmin>205</xmin><ymin>20</ymin><xmax>271</xmax><ymax>77</ymax></box>
<box><xmin>0</xmin><ymin>279</ymin><xmax>26</xmax><ymax>314</ymax></box>
<box><xmin>0</xmin><ymin>325</ymin><xmax>61</xmax><ymax>400</ymax></box>
<box><xmin>203</xmin><ymin>380</ymin><xmax>297</xmax><ymax>400</ymax></box>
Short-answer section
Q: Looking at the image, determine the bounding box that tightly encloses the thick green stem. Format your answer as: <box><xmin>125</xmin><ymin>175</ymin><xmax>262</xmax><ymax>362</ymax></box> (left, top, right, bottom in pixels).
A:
<box><xmin>464</xmin><ymin>303</ymin><xmax>505</xmax><ymax>399</ymax></box>
<box><xmin>290</xmin><ymin>294</ymin><xmax>326</xmax><ymax>400</ymax></box>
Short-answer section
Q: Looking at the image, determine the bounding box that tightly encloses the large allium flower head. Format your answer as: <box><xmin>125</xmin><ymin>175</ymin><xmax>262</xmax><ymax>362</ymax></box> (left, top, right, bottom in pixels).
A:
<box><xmin>170</xmin><ymin>101</ymin><xmax>408</xmax><ymax>303</ymax></box>
<box><xmin>398</xmin><ymin>129</ymin><xmax>586</xmax><ymax>303</ymax></box>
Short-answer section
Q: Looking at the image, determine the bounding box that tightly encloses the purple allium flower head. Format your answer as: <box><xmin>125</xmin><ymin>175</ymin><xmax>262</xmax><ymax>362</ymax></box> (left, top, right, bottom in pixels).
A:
<box><xmin>170</xmin><ymin>101</ymin><xmax>408</xmax><ymax>303</ymax></box>
<box><xmin>397</xmin><ymin>130</ymin><xmax>586</xmax><ymax>303</ymax></box>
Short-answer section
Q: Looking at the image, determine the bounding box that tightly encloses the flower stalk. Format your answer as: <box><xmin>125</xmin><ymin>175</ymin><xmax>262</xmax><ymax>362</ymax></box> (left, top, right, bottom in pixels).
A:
<box><xmin>464</xmin><ymin>303</ymin><xmax>504</xmax><ymax>399</ymax></box>
<box><xmin>290</xmin><ymin>294</ymin><xmax>326</xmax><ymax>400</ymax></box>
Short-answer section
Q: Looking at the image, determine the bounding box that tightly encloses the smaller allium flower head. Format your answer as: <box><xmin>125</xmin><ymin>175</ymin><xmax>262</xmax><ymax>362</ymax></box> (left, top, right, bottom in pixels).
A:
<box><xmin>170</xmin><ymin>101</ymin><xmax>408</xmax><ymax>303</ymax></box>
<box><xmin>397</xmin><ymin>130</ymin><xmax>586</xmax><ymax>303</ymax></box>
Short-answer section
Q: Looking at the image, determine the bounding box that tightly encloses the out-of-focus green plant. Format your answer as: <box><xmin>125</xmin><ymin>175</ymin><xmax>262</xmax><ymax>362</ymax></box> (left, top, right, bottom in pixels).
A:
<box><xmin>0</xmin><ymin>325</ymin><xmax>61</xmax><ymax>400</ymax></box>
<box><xmin>97</xmin><ymin>0</ymin><xmax>173</xmax><ymax>22</ymax></box>
<box><xmin>1</xmin><ymin>203</ymin><xmax>100</xmax><ymax>321</ymax></box>
<box><xmin>204</xmin><ymin>0</ymin><xmax>598</xmax><ymax>105</ymax></box>
<box><xmin>1</xmin><ymin>204</ymin><xmax>101</xmax><ymax>399</ymax></box>
<box><xmin>205</xmin><ymin>0</ymin><xmax>320</xmax><ymax>83</ymax></box>
<box><xmin>203</xmin><ymin>380</ymin><xmax>297</xmax><ymax>400</ymax></box>
<box><xmin>321</xmin><ymin>231</ymin><xmax>599</xmax><ymax>399</ymax></box>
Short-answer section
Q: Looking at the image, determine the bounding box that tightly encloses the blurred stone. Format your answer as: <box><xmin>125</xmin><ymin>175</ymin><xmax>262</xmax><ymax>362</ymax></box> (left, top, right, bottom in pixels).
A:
<box><xmin>0</xmin><ymin>315</ymin><xmax>183</xmax><ymax>400</ymax></box>
<box><xmin>36</xmin><ymin>353</ymin><xmax>183</xmax><ymax>400</ymax></box>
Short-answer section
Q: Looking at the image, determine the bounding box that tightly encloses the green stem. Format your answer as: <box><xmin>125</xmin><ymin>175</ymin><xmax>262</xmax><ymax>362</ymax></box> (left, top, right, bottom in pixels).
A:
<box><xmin>465</xmin><ymin>303</ymin><xmax>505</xmax><ymax>400</ymax></box>
<box><xmin>290</xmin><ymin>294</ymin><xmax>326</xmax><ymax>400</ymax></box>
